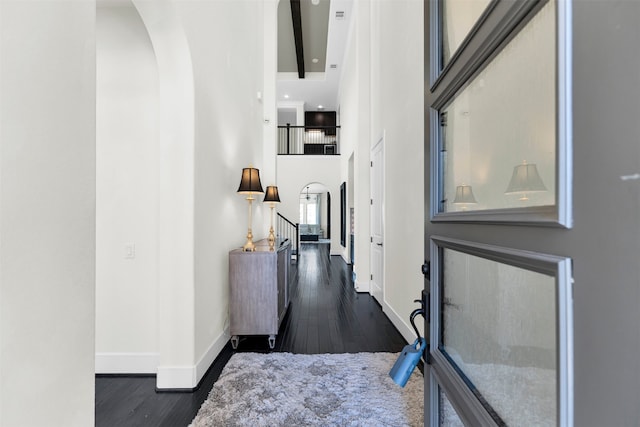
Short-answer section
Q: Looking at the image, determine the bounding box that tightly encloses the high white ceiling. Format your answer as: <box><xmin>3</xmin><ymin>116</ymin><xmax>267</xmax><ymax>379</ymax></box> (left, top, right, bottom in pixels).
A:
<box><xmin>278</xmin><ymin>0</ymin><xmax>331</xmax><ymax>73</ymax></box>
<box><xmin>277</xmin><ymin>0</ymin><xmax>354</xmax><ymax>113</ymax></box>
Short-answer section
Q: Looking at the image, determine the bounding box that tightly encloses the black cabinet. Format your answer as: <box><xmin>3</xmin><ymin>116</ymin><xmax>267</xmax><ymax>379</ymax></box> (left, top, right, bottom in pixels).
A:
<box><xmin>305</xmin><ymin>111</ymin><xmax>336</xmax><ymax>135</ymax></box>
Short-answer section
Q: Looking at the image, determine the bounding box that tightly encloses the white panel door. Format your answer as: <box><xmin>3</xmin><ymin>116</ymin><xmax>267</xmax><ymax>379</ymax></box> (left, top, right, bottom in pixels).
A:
<box><xmin>370</xmin><ymin>138</ymin><xmax>384</xmax><ymax>304</ymax></box>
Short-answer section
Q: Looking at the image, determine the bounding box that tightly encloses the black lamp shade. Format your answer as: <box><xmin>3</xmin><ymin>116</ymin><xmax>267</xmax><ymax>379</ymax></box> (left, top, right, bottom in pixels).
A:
<box><xmin>263</xmin><ymin>186</ymin><xmax>281</xmax><ymax>203</ymax></box>
<box><xmin>237</xmin><ymin>167</ymin><xmax>264</xmax><ymax>194</ymax></box>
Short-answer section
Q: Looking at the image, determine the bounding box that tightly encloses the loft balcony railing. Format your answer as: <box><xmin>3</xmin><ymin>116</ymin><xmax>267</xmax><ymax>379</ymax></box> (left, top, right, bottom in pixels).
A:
<box><xmin>277</xmin><ymin>125</ymin><xmax>341</xmax><ymax>155</ymax></box>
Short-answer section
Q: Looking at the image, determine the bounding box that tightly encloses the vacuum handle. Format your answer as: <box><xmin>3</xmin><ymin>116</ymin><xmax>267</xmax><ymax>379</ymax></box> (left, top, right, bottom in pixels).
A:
<box><xmin>409</xmin><ymin>305</ymin><xmax>425</xmax><ymax>341</ymax></box>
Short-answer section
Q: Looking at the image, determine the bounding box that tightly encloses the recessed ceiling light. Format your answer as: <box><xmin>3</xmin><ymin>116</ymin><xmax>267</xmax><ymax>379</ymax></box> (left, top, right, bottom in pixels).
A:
<box><xmin>312</xmin><ymin>58</ymin><xmax>319</xmax><ymax>64</ymax></box>
<box><xmin>284</xmin><ymin>94</ymin><xmax>289</xmax><ymax>99</ymax></box>
<box><xmin>311</xmin><ymin>0</ymin><xmax>320</xmax><ymax>5</ymax></box>
<box><xmin>318</xmin><ymin>105</ymin><xmax>324</xmax><ymax>109</ymax></box>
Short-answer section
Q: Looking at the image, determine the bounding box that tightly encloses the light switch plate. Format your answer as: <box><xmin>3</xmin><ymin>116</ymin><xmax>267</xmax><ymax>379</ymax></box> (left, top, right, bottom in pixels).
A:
<box><xmin>125</xmin><ymin>243</ymin><xmax>135</xmax><ymax>259</ymax></box>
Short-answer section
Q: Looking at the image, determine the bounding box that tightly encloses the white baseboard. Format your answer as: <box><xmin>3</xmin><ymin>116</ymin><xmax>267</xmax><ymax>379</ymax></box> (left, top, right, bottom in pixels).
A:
<box><xmin>156</xmin><ymin>365</ymin><xmax>195</xmax><ymax>389</ymax></box>
<box><xmin>156</xmin><ymin>327</ymin><xmax>230</xmax><ymax>390</ymax></box>
<box><xmin>382</xmin><ymin>301</ymin><xmax>423</xmax><ymax>344</ymax></box>
<box><xmin>354</xmin><ymin>279</ymin><xmax>369</xmax><ymax>293</ymax></box>
<box><xmin>95</xmin><ymin>352</ymin><xmax>159</xmax><ymax>374</ymax></box>
<box><xmin>195</xmin><ymin>327</ymin><xmax>230</xmax><ymax>385</ymax></box>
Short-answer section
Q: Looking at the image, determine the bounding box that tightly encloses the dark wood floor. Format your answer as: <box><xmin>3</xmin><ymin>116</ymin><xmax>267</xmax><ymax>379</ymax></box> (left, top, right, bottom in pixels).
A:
<box><xmin>95</xmin><ymin>243</ymin><xmax>408</xmax><ymax>427</ymax></box>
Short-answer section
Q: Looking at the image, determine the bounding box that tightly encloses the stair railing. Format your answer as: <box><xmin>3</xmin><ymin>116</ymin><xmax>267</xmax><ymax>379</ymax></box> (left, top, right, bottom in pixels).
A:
<box><xmin>276</xmin><ymin>212</ymin><xmax>299</xmax><ymax>258</ymax></box>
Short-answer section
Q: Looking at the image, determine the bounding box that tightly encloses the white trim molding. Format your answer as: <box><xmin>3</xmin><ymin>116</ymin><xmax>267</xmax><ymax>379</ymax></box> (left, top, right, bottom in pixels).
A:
<box><xmin>354</xmin><ymin>279</ymin><xmax>369</xmax><ymax>293</ymax></box>
<box><xmin>195</xmin><ymin>327</ymin><xmax>230</xmax><ymax>385</ymax></box>
<box><xmin>156</xmin><ymin>327</ymin><xmax>230</xmax><ymax>390</ymax></box>
<box><xmin>383</xmin><ymin>301</ymin><xmax>422</xmax><ymax>344</ymax></box>
<box><xmin>156</xmin><ymin>365</ymin><xmax>196</xmax><ymax>390</ymax></box>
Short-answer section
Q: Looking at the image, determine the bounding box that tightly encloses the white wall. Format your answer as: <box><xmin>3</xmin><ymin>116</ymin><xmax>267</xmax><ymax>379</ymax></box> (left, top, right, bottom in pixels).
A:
<box><xmin>128</xmin><ymin>0</ymin><xmax>198</xmax><ymax>388</ymax></box>
<box><xmin>278</xmin><ymin>101</ymin><xmax>305</xmax><ymax>126</ymax></box>
<box><xmin>278</xmin><ymin>110</ymin><xmax>297</xmax><ymax>125</ymax></box>
<box><xmin>173</xmin><ymin>0</ymin><xmax>267</xmax><ymax>380</ymax></box>
<box><xmin>0</xmin><ymin>1</ymin><xmax>96</xmax><ymax>425</ymax></box>
<box><xmin>95</xmin><ymin>0</ymin><xmax>268</xmax><ymax>388</ymax></box>
<box><xmin>277</xmin><ymin>156</ymin><xmax>342</xmax><ymax>255</ymax></box>
<box><xmin>338</xmin><ymin>0</ymin><xmax>371</xmax><ymax>291</ymax></box>
<box><xmin>262</xmin><ymin>0</ymin><xmax>279</xmax><ymax>193</ymax></box>
<box><xmin>339</xmin><ymin>0</ymin><xmax>424</xmax><ymax>340</ymax></box>
<box><xmin>96</xmin><ymin>1</ymin><xmax>160</xmax><ymax>374</ymax></box>
<box><xmin>371</xmin><ymin>0</ymin><xmax>425</xmax><ymax>341</ymax></box>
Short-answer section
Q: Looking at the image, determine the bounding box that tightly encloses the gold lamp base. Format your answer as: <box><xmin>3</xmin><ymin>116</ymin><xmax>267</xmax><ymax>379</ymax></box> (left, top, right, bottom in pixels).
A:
<box><xmin>242</xmin><ymin>195</ymin><xmax>257</xmax><ymax>252</ymax></box>
<box><xmin>243</xmin><ymin>229</ymin><xmax>256</xmax><ymax>252</ymax></box>
<box><xmin>267</xmin><ymin>226</ymin><xmax>276</xmax><ymax>251</ymax></box>
<box><xmin>267</xmin><ymin>204</ymin><xmax>276</xmax><ymax>251</ymax></box>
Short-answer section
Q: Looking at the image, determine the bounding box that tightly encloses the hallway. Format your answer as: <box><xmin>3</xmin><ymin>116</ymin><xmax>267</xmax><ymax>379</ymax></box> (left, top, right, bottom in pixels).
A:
<box><xmin>95</xmin><ymin>243</ymin><xmax>408</xmax><ymax>426</ymax></box>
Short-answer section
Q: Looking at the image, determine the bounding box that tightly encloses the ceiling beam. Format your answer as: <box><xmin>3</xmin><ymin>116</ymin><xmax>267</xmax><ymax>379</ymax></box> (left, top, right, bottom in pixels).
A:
<box><xmin>290</xmin><ymin>0</ymin><xmax>305</xmax><ymax>78</ymax></box>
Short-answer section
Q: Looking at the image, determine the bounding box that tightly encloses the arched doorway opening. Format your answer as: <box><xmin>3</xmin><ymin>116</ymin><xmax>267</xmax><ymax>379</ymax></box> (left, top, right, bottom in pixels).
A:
<box><xmin>299</xmin><ymin>182</ymin><xmax>331</xmax><ymax>242</ymax></box>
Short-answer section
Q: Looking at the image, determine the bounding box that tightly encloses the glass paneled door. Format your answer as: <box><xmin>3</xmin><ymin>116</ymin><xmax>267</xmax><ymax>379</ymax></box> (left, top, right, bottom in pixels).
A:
<box><xmin>424</xmin><ymin>0</ymin><xmax>576</xmax><ymax>425</ymax></box>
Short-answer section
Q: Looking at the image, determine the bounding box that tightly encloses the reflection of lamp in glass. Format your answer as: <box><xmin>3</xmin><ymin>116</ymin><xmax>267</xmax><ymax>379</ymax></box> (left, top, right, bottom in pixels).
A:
<box><xmin>237</xmin><ymin>166</ymin><xmax>264</xmax><ymax>251</ymax></box>
<box><xmin>452</xmin><ymin>184</ymin><xmax>477</xmax><ymax>210</ymax></box>
<box><xmin>505</xmin><ymin>161</ymin><xmax>547</xmax><ymax>201</ymax></box>
<box><xmin>263</xmin><ymin>185</ymin><xmax>281</xmax><ymax>250</ymax></box>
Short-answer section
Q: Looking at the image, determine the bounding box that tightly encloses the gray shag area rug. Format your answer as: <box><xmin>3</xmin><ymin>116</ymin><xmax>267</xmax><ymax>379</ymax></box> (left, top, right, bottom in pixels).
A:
<box><xmin>190</xmin><ymin>352</ymin><xmax>424</xmax><ymax>427</ymax></box>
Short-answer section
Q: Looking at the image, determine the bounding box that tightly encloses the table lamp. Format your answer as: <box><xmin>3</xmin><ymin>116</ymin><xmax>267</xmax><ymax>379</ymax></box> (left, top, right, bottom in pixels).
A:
<box><xmin>263</xmin><ymin>185</ymin><xmax>281</xmax><ymax>250</ymax></box>
<box><xmin>237</xmin><ymin>166</ymin><xmax>264</xmax><ymax>251</ymax></box>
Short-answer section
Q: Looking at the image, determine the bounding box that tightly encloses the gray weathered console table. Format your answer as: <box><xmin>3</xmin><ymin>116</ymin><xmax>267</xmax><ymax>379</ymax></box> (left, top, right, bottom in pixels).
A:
<box><xmin>229</xmin><ymin>239</ymin><xmax>291</xmax><ymax>349</ymax></box>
